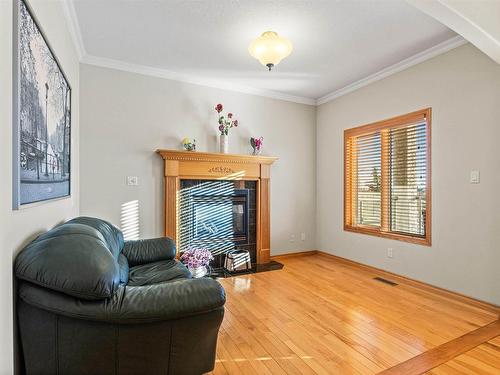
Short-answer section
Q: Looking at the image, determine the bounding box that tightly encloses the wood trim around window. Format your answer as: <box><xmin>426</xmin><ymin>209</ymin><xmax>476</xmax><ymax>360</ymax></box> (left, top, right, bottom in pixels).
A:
<box><xmin>344</xmin><ymin>108</ymin><xmax>432</xmax><ymax>246</ymax></box>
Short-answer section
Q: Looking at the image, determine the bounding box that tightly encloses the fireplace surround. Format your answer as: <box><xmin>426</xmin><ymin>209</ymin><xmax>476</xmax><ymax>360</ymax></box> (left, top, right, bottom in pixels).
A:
<box><xmin>157</xmin><ymin>150</ymin><xmax>278</xmax><ymax>264</ymax></box>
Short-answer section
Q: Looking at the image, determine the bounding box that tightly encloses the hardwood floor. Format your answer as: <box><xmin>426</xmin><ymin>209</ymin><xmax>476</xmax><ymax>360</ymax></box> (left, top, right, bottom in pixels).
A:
<box><xmin>426</xmin><ymin>336</ymin><xmax>500</xmax><ymax>374</ymax></box>
<box><xmin>379</xmin><ymin>321</ymin><xmax>500</xmax><ymax>375</ymax></box>
<box><xmin>208</xmin><ymin>254</ymin><xmax>499</xmax><ymax>375</ymax></box>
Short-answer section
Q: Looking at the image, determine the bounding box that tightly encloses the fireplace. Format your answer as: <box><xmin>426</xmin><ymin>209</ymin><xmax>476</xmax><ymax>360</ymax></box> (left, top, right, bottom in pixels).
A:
<box><xmin>156</xmin><ymin>149</ymin><xmax>277</xmax><ymax>264</ymax></box>
<box><xmin>179</xmin><ymin>180</ymin><xmax>257</xmax><ymax>266</ymax></box>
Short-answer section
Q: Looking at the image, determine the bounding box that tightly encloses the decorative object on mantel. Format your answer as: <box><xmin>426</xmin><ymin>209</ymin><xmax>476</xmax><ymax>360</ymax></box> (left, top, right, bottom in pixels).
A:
<box><xmin>215</xmin><ymin>103</ymin><xmax>238</xmax><ymax>154</ymax></box>
<box><xmin>180</xmin><ymin>246</ymin><xmax>213</xmax><ymax>278</ymax></box>
<box><xmin>250</xmin><ymin>137</ymin><xmax>264</xmax><ymax>155</ymax></box>
<box><xmin>182</xmin><ymin>138</ymin><xmax>196</xmax><ymax>151</ymax></box>
<box><xmin>248</xmin><ymin>31</ymin><xmax>293</xmax><ymax>71</ymax></box>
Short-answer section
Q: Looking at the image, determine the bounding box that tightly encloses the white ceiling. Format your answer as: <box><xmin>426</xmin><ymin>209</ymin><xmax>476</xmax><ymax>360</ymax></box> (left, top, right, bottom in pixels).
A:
<box><xmin>69</xmin><ymin>0</ymin><xmax>459</xmax><ymax>104</ymax></box>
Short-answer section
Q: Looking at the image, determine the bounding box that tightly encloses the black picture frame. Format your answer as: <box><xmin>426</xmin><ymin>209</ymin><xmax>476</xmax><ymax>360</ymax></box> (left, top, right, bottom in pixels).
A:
<box><xmin>13</xmin><ymin>0</ymin><xmax>72</xmax><ymax>209</ymax></box>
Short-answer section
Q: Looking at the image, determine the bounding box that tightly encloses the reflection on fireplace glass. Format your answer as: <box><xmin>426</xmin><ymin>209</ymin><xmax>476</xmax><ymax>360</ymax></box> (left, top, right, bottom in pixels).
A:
<box><xmin>233</xmin><ymin>202</ymin><xmax>245</xmax><ymax>234</ymax></box>
<box><xmin>194</xmin><ymin>198</ymin><xmax>232</xmax><ymax>239</ymax></box>
<box><xmin>191</xmin><ymin>192</ymin><xmax>249</xmax><ymax>244</ymax></box>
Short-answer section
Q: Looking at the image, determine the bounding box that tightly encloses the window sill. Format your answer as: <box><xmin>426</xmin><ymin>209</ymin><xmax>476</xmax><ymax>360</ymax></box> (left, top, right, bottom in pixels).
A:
<box><xmin>344</xmin><ymin>225</ymin><xmax>431</xmax><ymax>246</ymax></box>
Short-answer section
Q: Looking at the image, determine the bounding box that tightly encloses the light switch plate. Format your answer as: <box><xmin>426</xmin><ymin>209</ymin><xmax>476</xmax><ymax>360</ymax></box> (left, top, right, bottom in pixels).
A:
<box><xmin>470</xmin><ymin>170</ymin><xmax>480</xmax><ymax>184</ymax></box>
<box><xmin>127</xmin><ymin>176</ymin><xmax>139</xmax><ymax>186</ymax></box>
<box><xmin>387</xmin><ymin>248</ymin><xmax>393</xmax><ymax>258</ymax></box>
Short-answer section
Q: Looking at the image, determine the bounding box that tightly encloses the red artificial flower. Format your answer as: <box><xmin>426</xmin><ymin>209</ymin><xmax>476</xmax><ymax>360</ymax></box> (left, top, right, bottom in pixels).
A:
<box><xmin>232</xmin><ymin>120</ymin><xmax>238</xmax><ymax>127</ymax></box>
<box><xmin>228</xmin><ymin>113</ymin><xmax>233</xmax><ymax>119</ymax></box>
<box><xmin>215</xmin><ymin>103</ymin><xmax>223</xmax><ymax>113</ymax></box>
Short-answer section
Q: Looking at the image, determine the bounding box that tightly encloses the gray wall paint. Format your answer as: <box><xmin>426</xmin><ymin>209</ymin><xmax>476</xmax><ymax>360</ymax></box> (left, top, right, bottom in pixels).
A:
<box><xmin>316</xmin><ymin>44</ymin><xmax>500</xmax><ymax>305</ymax></box>
<box><xmin>0</xmin><ymin>0</ymin><xmax>80</xmax><ymax>372</ymax></box>
<box><xmin>79</xmin><ymin>64</ymin><xmax>317</xmax><ymax>254</ymax></box>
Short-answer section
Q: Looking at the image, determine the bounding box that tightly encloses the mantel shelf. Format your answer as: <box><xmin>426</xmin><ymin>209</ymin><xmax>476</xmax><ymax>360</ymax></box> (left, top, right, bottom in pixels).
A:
<box><xmin>156</xmin><ymin>149</ymin><xmax>278</xmax><ymax>165</ymax></box>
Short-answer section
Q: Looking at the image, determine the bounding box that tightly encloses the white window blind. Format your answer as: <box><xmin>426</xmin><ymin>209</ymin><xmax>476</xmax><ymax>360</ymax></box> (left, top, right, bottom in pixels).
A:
<box><xmin>390</xmin><ymin>122</ymin><xmax>427</xmax><ymax>236</ymax></box>
<box><xmin>354</xmin><ymin>132</ymin><xmax>381</xmax><ymax>227</ymax></box>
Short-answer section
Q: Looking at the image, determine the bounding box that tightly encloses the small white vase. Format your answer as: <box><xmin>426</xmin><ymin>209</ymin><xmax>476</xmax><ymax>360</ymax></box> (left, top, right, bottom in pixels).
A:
<box><xmin>190</xmin><ymin>265</ymin><xmax>207</xmax><ymax>278</ymax></box>
<box><xmin>219</xmin><ymin>134</ymin><xmax>229</xmax><ymax>154</ymax></box>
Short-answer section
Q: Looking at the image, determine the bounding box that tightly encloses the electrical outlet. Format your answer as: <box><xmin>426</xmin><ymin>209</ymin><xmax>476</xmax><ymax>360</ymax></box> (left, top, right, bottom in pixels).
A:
<box><xmin>300</xmin><ymin>232</ymin><xmax>306</xmax><ymax>241</ymax></box>
<box><xmin>127</xmin><ymin>176</ymin><xmax>139</xmax><ymax>186</ymax></box>
<box><xmin>387</xmin><ymin>248</ymin><xmax>393</xmax><ymax>258</ymax></box>
<box><xmin>289</xmin><ymin>234</ymin><xmax>296</xmax><ymax>243</ymax></box>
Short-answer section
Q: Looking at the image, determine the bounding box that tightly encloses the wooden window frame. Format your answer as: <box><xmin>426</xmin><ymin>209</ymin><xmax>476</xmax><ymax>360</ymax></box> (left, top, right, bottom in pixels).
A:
<box><xmin>344</xmin><ymin>108</ymin><xmax>432</xmax><ymax>246</ymax></box>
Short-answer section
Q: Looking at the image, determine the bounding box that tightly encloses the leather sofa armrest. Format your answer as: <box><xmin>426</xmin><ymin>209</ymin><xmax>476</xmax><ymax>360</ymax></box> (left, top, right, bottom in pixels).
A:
<box><xmin>122</xmin><ymin>237</ymin><xmax>176</xmax><ymax>266</ymax></box>
<box><xmin>19</xmin><ymin>278</ymin><xmax>225</xmax><ymax>324</ymax></box>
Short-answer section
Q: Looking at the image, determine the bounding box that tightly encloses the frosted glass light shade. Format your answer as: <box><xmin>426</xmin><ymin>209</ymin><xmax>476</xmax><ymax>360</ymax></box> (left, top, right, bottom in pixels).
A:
<box><xmin>248</xmin><ymin>31</ymin><xmax>293</xmax><ymax>70</ymax></box>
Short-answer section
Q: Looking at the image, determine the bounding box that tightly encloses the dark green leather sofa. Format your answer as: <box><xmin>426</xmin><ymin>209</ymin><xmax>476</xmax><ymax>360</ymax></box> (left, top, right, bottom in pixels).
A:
<box><xmin>15</xmin><ymin>217</ymin><xmax>225</xmax><ymax>375</ymax></box>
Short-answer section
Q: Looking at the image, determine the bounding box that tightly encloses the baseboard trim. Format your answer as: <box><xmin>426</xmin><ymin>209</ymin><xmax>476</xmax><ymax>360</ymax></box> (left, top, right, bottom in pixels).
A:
<box><xmin>315</xmin><ymin>251</ymin><xmax>500</xmax><ymax>316</ymax></box>
<box><xmin>269</xmin><ymin>250</ymin><xmax>499</xmax><ymax>315</ymax></box>
<box><xmin>270</xmin><ymin>250</ymin><xmax>318</xmax><ymax>260</ymax></box>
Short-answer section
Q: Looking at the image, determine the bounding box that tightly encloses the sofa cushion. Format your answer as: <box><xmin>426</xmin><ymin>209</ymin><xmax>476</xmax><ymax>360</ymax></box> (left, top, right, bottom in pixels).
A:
<box><xmin>66</xmin><ymin>216</ymin><xmax>124</xmax><ymax>260</ymax></box>
<box><xmin>122</xmin><ymin>237</ymin><xmax>176</xmax><ymax>266</ymax></box>
<box><xmin>128</xmin><ymin>260</ymin><xmax>191</xmax><ymax>286</ymax></box>
<box><xmin>118</xmin><ymin>254</ymin><xmax>129</xmax><ymax>284</ymax></box>
<box><xmin>15</xmin><ymin>223</ymin><xmax>121</xmax><ymax>300</ymax></box>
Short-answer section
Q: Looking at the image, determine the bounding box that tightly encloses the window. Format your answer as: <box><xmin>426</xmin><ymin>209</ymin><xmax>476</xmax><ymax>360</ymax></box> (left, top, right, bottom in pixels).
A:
<box><xmin>344</xmin><ymin>108</ymin><xmax>431</xmax><ymax>246</ymax></box>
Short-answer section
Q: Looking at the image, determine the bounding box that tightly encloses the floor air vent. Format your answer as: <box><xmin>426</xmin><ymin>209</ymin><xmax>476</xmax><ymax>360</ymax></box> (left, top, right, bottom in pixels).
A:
<box><xmin>373</xmin><ymin>277</ymin><xmax>398</xmax><ymax>286</ymax></box>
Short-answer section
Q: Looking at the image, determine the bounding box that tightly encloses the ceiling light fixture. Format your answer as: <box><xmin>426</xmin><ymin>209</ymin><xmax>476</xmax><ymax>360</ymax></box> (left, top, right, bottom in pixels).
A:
<box><xmin>248</xmin><ymin>31</ymin><xmax>293</xmax><ymax>71</ymax></box>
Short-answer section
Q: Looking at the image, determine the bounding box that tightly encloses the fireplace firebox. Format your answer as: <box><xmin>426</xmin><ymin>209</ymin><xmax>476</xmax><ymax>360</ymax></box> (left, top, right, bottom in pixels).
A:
<box><xmin>179</xmin><ymin>180</ymin><xmax>257</xmax><ymax>266</ymax></box>
<box><xmin>191</xmin><ymin>189</ymin><xmax>249</xmax><ymax>245</ymax></box>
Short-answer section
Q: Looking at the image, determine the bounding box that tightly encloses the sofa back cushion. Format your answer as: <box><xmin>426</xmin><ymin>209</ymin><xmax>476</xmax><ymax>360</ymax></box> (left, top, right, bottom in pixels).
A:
<box><xmin>15</xmin><ymin>220</ymin><xmax>122</xmax><ymax>300</ymax></box>
<box><xmin>66</xmin><ymin>216</ymin><xmax>124</xmax><ymax>259</ymax></box>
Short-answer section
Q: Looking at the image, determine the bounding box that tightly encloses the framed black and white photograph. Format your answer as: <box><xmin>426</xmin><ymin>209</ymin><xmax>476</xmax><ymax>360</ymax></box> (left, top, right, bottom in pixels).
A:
<box><xmin>13</xmin><ymin>0</ymin><xmax>71</xmax><ymax>209</ymax></box>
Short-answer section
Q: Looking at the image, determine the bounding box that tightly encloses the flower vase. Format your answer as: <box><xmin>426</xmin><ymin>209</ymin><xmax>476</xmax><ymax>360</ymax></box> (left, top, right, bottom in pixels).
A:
<box><xmin>252</xmin><ymin>147</ymin><xmax>261</xmax><ymax>156</ymax></box>
<box><xmin>189</xmin><ymin>265</ymin><xmax>207</xmax><ymax>278</ymax></box>
<box><xmin>220</xmin><ymin>134</ymin><xmax>229</xmax><ymax>153</ymax></box>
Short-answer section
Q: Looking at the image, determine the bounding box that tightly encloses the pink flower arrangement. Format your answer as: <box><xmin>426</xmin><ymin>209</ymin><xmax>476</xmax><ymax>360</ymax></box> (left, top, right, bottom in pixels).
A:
<box><xmin>180</xmin><ymin>246</ymin><xmax>213</xmax><ymax>269</ymax></box>
<box><xmin>250</xmin><ymin>136</ymin><xmax>264</xmax><ymax>154</ymax></box>
<box><xmin>215</xmin><ymin>103</ymin><xmax>239</xmax><ymax>135</ymax></box>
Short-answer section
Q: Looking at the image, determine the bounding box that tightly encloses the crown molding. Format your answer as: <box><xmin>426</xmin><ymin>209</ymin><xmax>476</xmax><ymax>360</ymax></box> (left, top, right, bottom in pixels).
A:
<box><xmin>81</xmin><ymin>55</ymin><xmax>317</xmax><ymax>106</ymax></box>
<box><xmin>61</xmin><ymin>0</ymin><xmax>315</xmax><ymax>106</ymax></box>
<box><xmin>407</xmin><ymin>0</ymin><xmax>500</xmax><ymax>64</ymax></box>
<box><xmin>61</xmin><ymin>0</ymin><xmax>86</xmax><ymax>60</ymax></box>
<box><xmin>62</xmin><ymin>0</ymin><xmax>466</xmax><ymax>107</ymax></box>
<box><xmin>82</xmin><ymin>36</ymin><xmax>466</xmax><ymax>107</ymax></box>
<box><xmin>316</xmin><ymin>35</ymin><xmax>467</xmax><ymax>105</ymax></box>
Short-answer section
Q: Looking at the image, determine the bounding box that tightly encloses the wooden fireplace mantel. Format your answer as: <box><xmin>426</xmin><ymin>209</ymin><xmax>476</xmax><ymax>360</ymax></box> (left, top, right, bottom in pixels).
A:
<box><xmin>156</xmin><ymin>149</ymin><xmax>278</xmax><ymax>264</ymax></box>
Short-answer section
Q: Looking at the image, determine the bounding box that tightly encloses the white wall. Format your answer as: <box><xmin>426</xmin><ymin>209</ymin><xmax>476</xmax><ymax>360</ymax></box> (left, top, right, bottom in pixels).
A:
<box><xmin>79</xmin><ymin>64</ymin><xmax>316</xmax><ymax>254</ymax></box>
<box><xmin>316</xmin><ymin>44</ymin><xmax>500</xmax><ymax>305</ymax></box>
<box><xmin>0</xmin><ymin>0</ymin><xmax>80</xmax><ymax>372</ymax></box>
